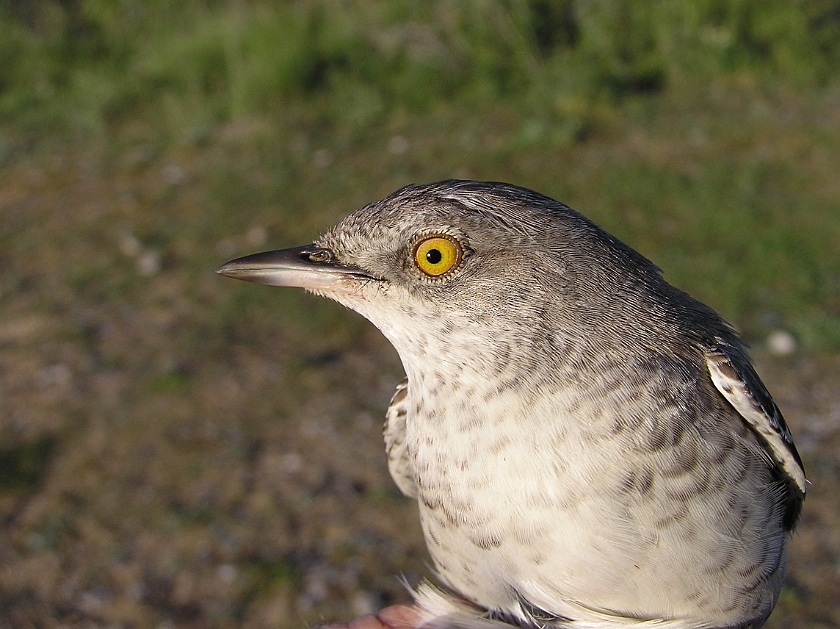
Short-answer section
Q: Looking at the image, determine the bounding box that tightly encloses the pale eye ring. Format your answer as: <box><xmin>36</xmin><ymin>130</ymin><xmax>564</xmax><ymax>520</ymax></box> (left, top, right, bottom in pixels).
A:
<box><xmin>413</xmin><ymin>236</ymin><xmax>462</xmax><ymax>277</ymax></box>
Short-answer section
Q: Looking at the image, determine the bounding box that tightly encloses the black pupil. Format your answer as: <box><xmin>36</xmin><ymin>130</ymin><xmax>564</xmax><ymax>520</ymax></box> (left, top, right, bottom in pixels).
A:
<box><xmin>426</xmin><ymin>248</ymin><xmax>443</xmax><ymax>265</ymax></box>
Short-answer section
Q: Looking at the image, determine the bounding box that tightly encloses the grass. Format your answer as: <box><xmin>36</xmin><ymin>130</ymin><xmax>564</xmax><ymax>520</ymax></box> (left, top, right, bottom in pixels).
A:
<box><xmin>1</xmin><ymin>1</ymin><xmax>840</xmax><ymax>628</ymax></box>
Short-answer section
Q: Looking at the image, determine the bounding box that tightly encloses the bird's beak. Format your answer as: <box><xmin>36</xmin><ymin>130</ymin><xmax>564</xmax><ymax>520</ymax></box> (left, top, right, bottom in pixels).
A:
<box><xmin>217</xmin><ymin>245</ymin><xmax>373</xmax><ymax>290</ymax></box>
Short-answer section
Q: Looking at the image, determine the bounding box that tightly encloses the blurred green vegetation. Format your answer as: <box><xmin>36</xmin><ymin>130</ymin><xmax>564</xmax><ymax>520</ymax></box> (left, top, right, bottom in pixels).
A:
<box><xmin>1</xmin><ymin>1</ymin><xmax>838</xmax><ymax>354</ymax></box>
<box><xmin>3</xmin><ymin>0</ymin><xmax>840</xmax><ymax>140</ymax></box>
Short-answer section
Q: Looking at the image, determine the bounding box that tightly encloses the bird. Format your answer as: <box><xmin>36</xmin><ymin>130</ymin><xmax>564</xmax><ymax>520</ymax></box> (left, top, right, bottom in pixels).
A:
<box><xmin>218</xmin><ymin>180</ymin><xmax>805</xmax><ymax>629</ymax></box>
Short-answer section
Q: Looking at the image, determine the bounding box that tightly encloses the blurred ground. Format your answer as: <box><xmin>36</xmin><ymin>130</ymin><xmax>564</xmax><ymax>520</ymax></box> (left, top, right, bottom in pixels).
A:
<box><xmin>1</xmin><ymin>2</ymin><xmax>840</xmax><ymax>628</ymax></box>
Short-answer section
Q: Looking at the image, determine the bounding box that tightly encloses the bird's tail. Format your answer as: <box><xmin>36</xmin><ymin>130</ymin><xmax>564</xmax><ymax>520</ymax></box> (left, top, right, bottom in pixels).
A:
<box><xmin>411</xmin><ymin>581</ymin><xmax>524</xmax><ymax>629</ymax></box>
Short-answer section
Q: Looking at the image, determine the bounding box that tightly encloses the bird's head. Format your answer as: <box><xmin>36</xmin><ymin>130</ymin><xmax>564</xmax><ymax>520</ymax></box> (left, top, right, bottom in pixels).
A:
<box><xmin>218</xmin><ymin>180</ymin><xmax>708</xmax><ymax>377</ymax></box>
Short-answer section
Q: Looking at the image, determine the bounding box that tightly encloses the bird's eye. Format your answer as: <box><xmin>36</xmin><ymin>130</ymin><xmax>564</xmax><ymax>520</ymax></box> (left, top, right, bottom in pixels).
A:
<box><xmin>413</xmin><ymin>236</ymin><xmax>461</xmax><ymax>277</ymax></box>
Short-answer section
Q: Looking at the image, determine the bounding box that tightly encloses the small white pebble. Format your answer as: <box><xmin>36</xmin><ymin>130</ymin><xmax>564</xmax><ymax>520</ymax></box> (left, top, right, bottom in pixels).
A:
<box><xmin>216</xmin><ymin>239</ymin><xmax>237</xmax><ymax>257</ymax></box>
<box><xmin>217</xmin><ymin>563</ymin><xmax>238</xmax><ymax>584</ymax></box>
<box><xmin>388</xmin><ymin>135</ymin><xmax>409</xmax><ymax>154</ymax></box>
<box><xmin>314</xmin><ymin>149</ymin><xmax>333</xmax><ymax>169</ymax></box>
<box><xmin>280</xmin><ymin>451</ymin><xmax>303</xmax><ymax>473</ymax></box>
<box><xmin>303</xmin><ymin>571</ymin><xmax>329</xmax><ymax>602</ymax></box>
<box><xmin>79</xmin><ymin>591</ymin><xmax>106</xmax><ymax>613</ymax></box>
<box><xmin>351</xmin><ymin>591</ymin><xmax>380</xmax><ymax>616</ymax></box>
<box><xmin>39</xmin><ymin>364</ymin><xmax>72</xmax><ymax>390</ymax></box>
<box><xmin>27</xmin><ymin>533</ymin><xmax>47</xmax><ymax>551</ymax></box>
<box><xmin>766</xmin><ymin>330</ymin><xmax>797</xmax><ymax>356</ymax></box>
<box><xmin>137</xmin><ymin>251</ymin><xmax>161</xmax><ymax>276</ymax></box>
<box><xmin>247</xmin><ymin>225</ymin><xmax>268</xmax><ymax>247</ymax></box>
<box><xmin>162</xmin><ymin>163</ymin><xmax>184</xmax><ymax>185</ymax></box>
<box><xmin>688</xmin><ymin>127</ymin><xmax>707</xmax><ymax>146</ymax></box>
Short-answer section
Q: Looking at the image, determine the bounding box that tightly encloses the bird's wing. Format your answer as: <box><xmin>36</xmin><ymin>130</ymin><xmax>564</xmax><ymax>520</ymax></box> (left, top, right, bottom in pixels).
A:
<box><xmin>705</xmin><ymin>343</ymin><xmax>806</xmax><ymax>500</ymax></box>
<box><xmin>384</xmin><ymin>378</ymin><xmax>418</xmax><ymax>498</ymax></box>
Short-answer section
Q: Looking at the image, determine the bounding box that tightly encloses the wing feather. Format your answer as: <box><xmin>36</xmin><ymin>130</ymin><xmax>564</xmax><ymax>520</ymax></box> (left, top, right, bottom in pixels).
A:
<box><xmin>705</xmin><ymin>343</ymin><xmax>806</xmax><ymax>512</ymax></box>
<box><xmin>384</xmin><ymin>378</ymin><xmax>417</xmax><ymax>498</ymax></box>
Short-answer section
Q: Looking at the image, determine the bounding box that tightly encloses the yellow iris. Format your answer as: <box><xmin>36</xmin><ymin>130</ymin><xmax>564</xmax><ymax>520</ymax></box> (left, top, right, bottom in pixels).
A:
<box><xmin>414</xmin><ymin>236</ymin><xmax>461</xmax><ymax>277</ymax></box>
